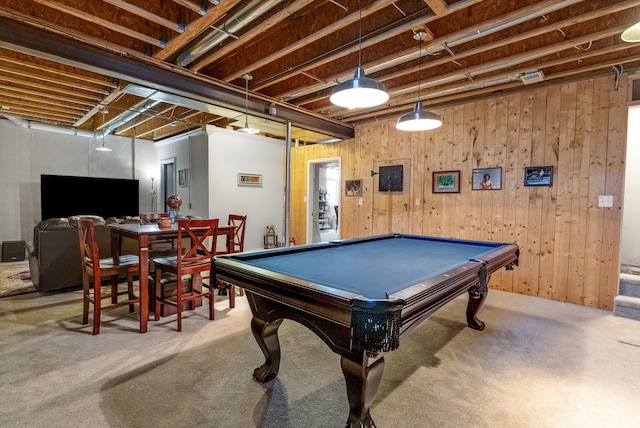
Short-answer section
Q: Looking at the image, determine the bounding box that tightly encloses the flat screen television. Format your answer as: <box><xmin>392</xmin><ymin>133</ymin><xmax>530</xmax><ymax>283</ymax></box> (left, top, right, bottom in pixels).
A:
<box><xmin>41</xmin><ymin>174</ymin><xmax>139</xmax><ymax>220</ymax></box>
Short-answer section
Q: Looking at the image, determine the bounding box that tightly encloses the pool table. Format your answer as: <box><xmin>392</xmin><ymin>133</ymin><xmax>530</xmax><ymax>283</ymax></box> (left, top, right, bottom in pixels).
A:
<box><xmin>213</xmin><ymin>234</ymin><xmax>519</xmax><ymax>427</ymax></box>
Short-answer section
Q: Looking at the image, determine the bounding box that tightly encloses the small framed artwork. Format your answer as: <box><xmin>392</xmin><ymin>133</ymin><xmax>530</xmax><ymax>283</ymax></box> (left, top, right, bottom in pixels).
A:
<box><xmin>524</xmin><ymin>166</ymin><xmax>554</xmax><ymax>186</ymax></box>
<box><xmin>433</xmin><ymin>170</ymin><xmax>461</xmax><ymax>193</ymax></box>
<box><xmin>238</xmin><ymin>173</ymin><xmax>263</xmax><ymax>186</ymax></box>
<box><xmin>178</xmin><ymin>169</ymin><xmax>187</xmax><ymax>186</ymax></box>
<box><xmin>472</xmin><ymin>167</ymin><xmax>502</xmax><ymax>190</ymax></box>
<box><xmin>345</xmin><ymin>179</ymin><xmax>362</xmax><ymax>196</ymax></box>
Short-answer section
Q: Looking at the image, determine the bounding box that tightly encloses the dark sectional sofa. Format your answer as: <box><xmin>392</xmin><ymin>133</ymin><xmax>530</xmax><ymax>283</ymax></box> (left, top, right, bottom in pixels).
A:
<box><xmin>26</xmin><ymin>215</ymin><xmax>139</xmax><ymax>293</ymax></box>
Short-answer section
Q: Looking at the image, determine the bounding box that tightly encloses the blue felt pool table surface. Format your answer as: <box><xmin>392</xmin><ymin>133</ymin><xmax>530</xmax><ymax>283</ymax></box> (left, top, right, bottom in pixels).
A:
<box><xmin>227</xmin><ymin>234</ymin><xmax>511</xmax><ymax>299</ymax></box>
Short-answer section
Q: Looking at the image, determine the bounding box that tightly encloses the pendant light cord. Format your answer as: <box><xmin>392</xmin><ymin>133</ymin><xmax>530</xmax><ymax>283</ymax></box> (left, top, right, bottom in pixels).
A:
<box><xmin>418</xmin><ymin>32</ymin><xmax>422</xmax><ymax>101</ymax></box>
<box><xmin>358</xmin><ymin>0</ymin><xmax>363</xmax><ymax>67</ymax></box>
<box><xmin>244</xmin><ymin>76</ymin><xmax>249</xmax><ymax>125</ymax></box>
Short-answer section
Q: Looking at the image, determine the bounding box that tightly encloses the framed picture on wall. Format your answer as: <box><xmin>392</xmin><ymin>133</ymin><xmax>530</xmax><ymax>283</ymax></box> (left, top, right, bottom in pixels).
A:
<box><xmin>238</xmin><ymin>173</ymin><xmax>263</xmax><ymax>186</ymax></box>
<box><xmin>472</xmin><ymin>167</ymin><xmax>502</xmax><ymax>190</ymax></box>
<box><xmin>432</xmin><ymin>170</ymin><xmax>461</xmax><ymax>193</ymax></box>
<box><xmin>345</xmin><ymin>179</ymin><xmax>362</xmax><ymax>196</ymax></box>
<box><xmin>524</xmin><ymin>166</ymin><xmax>554</xmax><ymax>186</ymax></box>
<box><xmin>178</xmin><ymin>169</ymin><xmax>187</xmax><ymax>186</ymax></box>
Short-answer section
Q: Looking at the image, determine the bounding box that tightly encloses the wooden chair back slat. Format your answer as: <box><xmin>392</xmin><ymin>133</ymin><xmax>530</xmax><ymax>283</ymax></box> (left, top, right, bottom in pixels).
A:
<box><xmin>228</xmin><ymin>214</ymin><xmax>247</xmax><ymax>253</ymax></box>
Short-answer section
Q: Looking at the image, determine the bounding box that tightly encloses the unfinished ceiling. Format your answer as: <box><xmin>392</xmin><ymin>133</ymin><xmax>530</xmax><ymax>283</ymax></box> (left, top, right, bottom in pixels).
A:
<box><xmin>0</xmin><ymin>0</ymin><xmax>639</xmax><ymax>144</ymax></box>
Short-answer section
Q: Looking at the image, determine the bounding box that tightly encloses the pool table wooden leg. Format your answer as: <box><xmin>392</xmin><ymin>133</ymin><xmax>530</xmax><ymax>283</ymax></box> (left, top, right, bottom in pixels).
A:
<box><xmin>466</xmin><ymin>269</ymin><xmax>490</xmax><ymax>331</ymax></box>
<box><xmin>466</xmin><ymin>291</ymin><xmax>487</xmax><ymax>331</ymax></box>
<box><xmin>341</xmin><ymin>354</ymin><xmax>384</xmax><ymax>428</ymax></box>
<box><xmin>250</xmin><ymin>316</ymin><xmax>284</xmax><ymax>383</ymax></box>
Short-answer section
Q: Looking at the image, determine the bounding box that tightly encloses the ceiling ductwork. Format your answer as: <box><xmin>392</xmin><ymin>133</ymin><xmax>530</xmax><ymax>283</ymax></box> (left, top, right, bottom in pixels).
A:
<box><xmin>176</xmin><ymin>0</ymin><xmax>283</xmax><ymax>67</ymax></box>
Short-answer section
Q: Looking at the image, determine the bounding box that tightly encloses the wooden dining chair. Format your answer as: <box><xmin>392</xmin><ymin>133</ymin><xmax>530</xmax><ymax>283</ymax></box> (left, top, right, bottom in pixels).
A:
<box><xmin>77</xmin><ymin>218</ymin><xmax>141</xmax><ymax>335</ymax></box>
<box><xmin>217</xmin><ymin>214</ymin><xmax>247</xmax><ymax>255</ymax></box>
<box><xmin>152</xmin><ymin>218</ymin><xmax>218</xmax><ymax>331</ymax></box>
<box><xmin>139</xmin><ymin>212</ymin><xmax>177</xmax><ymax>258</ymax></box>
<box><xmin>215</xmin><ymin>214</ymin><xmax>247</xmax><ymax>299</ymax></box>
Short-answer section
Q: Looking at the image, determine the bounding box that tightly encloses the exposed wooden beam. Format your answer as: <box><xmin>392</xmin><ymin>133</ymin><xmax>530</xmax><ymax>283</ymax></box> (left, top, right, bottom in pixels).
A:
<box><xmin>156</xmin><ymin>0</ymin><xmax>244</xmax><ymax>61</ymax></box>
<box><xmin>102</xmin><ymin>0</ymin><xmax>185</xmax><ymax>33</ymax></box>
<box><xmin>190</xmin><ymin>0</ymin><xmax>318</xmax><ymax>72</ymax></box>
<box><xmin>31</xmin><ymin>0</ymin><xmax>166</xmax><ymax>48</ymax></box>
<box><xmin>423</xmin><ymin>0</ymin><xmax>449</xmax><ymax>16</ymax></box>
<box><xmin>0</xmin><ymin>15</ymin><xmax>354</xmax><ymax>139</ymax></box>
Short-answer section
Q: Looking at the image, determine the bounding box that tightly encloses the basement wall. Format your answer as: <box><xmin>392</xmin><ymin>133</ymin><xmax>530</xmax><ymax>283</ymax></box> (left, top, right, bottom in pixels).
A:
<box><xmin>290</xmin><ymin>73</ymin><xmax>629</xmax><ymax>311</ymax></box>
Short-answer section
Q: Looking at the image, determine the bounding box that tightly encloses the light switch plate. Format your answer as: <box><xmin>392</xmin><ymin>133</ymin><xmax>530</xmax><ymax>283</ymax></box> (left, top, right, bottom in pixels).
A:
<box><xmin>598</xmin><ymin>195</ymin><xmax>613</xmax><ymax>207</ymax></box>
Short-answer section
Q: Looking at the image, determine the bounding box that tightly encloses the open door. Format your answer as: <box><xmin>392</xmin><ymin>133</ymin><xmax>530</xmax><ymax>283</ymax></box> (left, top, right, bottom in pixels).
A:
<box><xmin>307</xmin><ymin>158</ymin><xmax>341</xmax><ymax>243</ymax></box>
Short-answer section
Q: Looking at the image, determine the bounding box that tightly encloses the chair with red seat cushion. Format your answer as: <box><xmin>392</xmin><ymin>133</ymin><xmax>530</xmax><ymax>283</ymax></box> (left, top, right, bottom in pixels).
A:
<box><xmin>77</xmin><ymin>218</ymin><xmax>141</xmax><ymax>335</ymax></box>
<box><xmin>152</xmin><ymin>218</ymin><xmax>218</xmax><ymax>331</ymax></box>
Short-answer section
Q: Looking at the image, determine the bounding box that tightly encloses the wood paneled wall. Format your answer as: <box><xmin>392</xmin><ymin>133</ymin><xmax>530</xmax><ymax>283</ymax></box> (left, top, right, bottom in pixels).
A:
<box><xmin>290</xmin><ymin>73</ymin><xmax>628</xmax><ymax>311</ymax></box>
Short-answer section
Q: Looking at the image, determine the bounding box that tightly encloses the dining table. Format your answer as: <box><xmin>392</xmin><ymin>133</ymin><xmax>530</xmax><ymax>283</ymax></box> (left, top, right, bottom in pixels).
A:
<box><xmin>109</xmin><ymin>222</ymin><xmax>236</xmax><ymax>333</ymax></box>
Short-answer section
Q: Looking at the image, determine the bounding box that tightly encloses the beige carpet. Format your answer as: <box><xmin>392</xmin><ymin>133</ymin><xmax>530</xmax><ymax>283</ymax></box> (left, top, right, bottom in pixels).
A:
<box><xmin>1</xmin><ymin>288</ymin><xmax>639</xmax><ymax>427</ymax></box>
<box><xmin>0</xmin><ymin>260</ymin><xmax>36</xmax><ymax>297</ymax></box>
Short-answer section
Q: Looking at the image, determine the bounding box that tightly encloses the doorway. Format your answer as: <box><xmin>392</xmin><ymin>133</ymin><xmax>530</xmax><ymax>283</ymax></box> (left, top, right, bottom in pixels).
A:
<box><xmin>160</xmin><ymin>158</ymin><xmax>176</xmax><ymax>212</ymax></box>
<box><xmin>621</xmin><ymin>107</ymin><xmax>640</xmax><ymax>265</ymax></box>
<box><xmin>307</xmin><ymin>158</ymin><xmax>341</xmax><ymax>243</ymax></box>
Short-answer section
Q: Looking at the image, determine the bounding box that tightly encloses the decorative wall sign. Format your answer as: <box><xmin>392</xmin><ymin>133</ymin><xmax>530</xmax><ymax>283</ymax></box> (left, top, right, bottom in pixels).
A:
<box><xmin>345</xmin><ymin>179</ymin><xmax>362</xmax><ymax>196</ymax></box>
<box><xmin>178</xmin><ymin>169</ymin><xmax>187</xmax><ymax>186</ymax></box>
<box><xmin>524</xmin><ymin>166</ymin><xmax>554</xmax><ymax>186</ymax></box>
<box><xmin>433</xmin><ymin>170</ymin><xmax>460</xmax><ymax>193</ymax></box>
<box><xmin>472</xmin><ymin>167</ymin><xmax>502</xmax><ymax>190</ymax></box>
<box><xmin>238</xmin><ymin>173</ymin><xmax>263</xmax><ymax>186</ymax></box>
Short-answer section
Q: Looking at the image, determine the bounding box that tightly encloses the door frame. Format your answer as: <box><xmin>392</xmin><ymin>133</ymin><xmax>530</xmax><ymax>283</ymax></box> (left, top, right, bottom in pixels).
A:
<box><xmin>159</xmin><ymin>157</ymin><xmax>176</xmax><ymax>212</ymax></box>
<box><xmin>306</xmin><ymin>157</ymin><xmax>341</xmax><ymax>244</ymax></box>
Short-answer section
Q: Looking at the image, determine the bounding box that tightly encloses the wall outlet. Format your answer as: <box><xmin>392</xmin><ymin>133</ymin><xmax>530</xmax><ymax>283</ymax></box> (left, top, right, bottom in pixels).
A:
<box><xmin>598</xmin><ymin>195</ymin><xmax>613</xmax><ymax>207</ymax></box>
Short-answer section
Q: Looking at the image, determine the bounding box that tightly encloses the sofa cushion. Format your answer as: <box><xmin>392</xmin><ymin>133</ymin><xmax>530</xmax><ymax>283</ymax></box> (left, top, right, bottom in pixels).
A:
<box><xmin>68</xmin><ymin>215</ymin><xmax>105</xmax><ymax>228</ymax></box>
<box><xmin>37</xmin><ymin>218</ymin><xmax>71</xmax><ymax>231</ymax></box>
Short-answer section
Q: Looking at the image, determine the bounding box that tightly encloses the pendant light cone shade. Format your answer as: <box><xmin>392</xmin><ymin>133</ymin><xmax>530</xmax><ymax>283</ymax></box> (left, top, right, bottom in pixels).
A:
<box><xmin>237</xmin><ymin>120</ymin><xmax>259</xmax><ymax>134</ymax></box>
<box><xmin>396</xmin><ymin>30</ymin><xmax>442</xmax><ymax>132</ymax></box>
<box><xmin>95</xmin><ymin>133</ymin><xmax>112</xmax><ymax>151</ymax></box>
<box><xmin>330</xmin><ymin>66</ymin><xmax>389</xmax><ymax>109</ymax></box>
<box><xmin>95</xmin><ymin>110</ymin><xmax>112</xmax><ymax>151</ymax></box>
<box><xmin>622</xmin><ymin>22</ymin><xmax>640</xmax><ymax>42</ymax></box>
<box><xmin>330</xmin><ymin>0</ymin><xmax>388</xmax><ymax>110</ymax></box>
<box><xmin>396</xmin><ymin>101</ymin><xmax>442</xmax><ymax>131</ymax></box>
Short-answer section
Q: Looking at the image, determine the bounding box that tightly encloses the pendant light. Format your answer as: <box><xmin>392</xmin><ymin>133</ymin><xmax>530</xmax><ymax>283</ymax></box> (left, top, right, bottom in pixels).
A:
<box><xmin>396</xmin><ymin>31</ymin><xmax>442</xmax><ymax>132</ymax></box>
<box><xmin>622</xmin><ymin>22</ymin><xmax>640</xmax><ymax>42</ymax></box>
<box><xmin>237</xmin><ymin>73</ymin><xmax>259</xmax><ymax>134</ymax></box>
<box><xmin>330</xmin><ymin>0</ymin><xmax>389</xmax><ymax>109</ymax></box>
<box><xmin>95</xmin><ymin>110</ymin><xmax>112</xmax><ymax>151</ymax></box>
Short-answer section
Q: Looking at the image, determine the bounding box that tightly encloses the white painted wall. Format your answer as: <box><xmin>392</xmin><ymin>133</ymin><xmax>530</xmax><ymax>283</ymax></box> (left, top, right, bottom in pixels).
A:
<box><xmin>621</xmin><ymin>107</ymin><xmax>640</xmax><ymax>265</ymax></box>
<box><xmin>154</xmin><ymin>131</ymin><xmax>209</xmax><ymax>218</ymax></box>
<box><xmin>0</xmin><ymin>119</ymin><xmax>156</xmax><ymax>243</ymax></box>
<box><xmin>206</xmin><ymin>126</ymin><xmax>285</xmax><ymax>252</ymax></box>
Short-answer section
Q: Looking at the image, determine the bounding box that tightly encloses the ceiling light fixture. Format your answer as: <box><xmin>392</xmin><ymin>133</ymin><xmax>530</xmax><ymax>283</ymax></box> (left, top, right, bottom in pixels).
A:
<box><xmin>329</xmin><ymin>0</ymin><xmax>389</xmax><ymax>109</ymax></box>
<box><xmin>95</xmin><ymin>110</ymin><xmax>112</xmax><ymax>151</ymax></box>
<box><xmin>396</xmin><ymin>31</ymin><xmax>442</xmax><ymax>132</ymax></box>
<box><xmin>237</xmin><ymin>73</ymin><xmax>259</xmax><ymax>134</ymax></box>
<box><xmin>622</xmin><ymin>22</ymin><xmax>640</xmax><ymax>42</ymax></box>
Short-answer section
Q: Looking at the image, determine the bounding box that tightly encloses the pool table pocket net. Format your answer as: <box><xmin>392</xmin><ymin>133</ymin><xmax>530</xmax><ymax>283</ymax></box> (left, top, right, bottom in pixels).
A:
<box><xmin>351</xmin><ymin>298</ymin><xmax>404</xmax><ymax>354</ymax></box>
